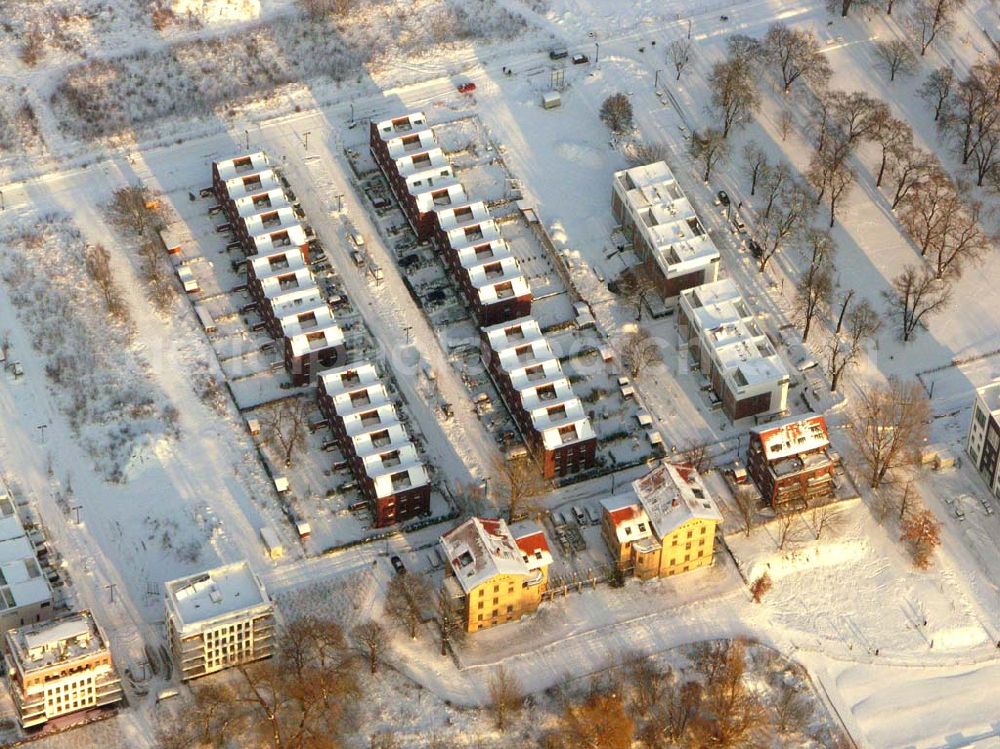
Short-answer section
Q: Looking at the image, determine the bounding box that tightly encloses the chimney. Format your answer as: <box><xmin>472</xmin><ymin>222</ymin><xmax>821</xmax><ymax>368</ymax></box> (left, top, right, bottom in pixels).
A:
<box><xmin>671</xmin><ymin>498</ymin><xmax>678</xmax><ymax>507</ymax></box>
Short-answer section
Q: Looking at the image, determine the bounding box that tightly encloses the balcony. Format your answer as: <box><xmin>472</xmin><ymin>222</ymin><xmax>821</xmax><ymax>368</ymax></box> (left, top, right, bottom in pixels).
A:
<box><xmin>391</xmin><ymin>472</ymin><xmax>413</xmax><ymax>491</ymax></box>
<box><xmin>349</xmin><ymin>391</ymin><xmax>372</xmax><ymax>408</ymax></box>
<box><xmin>360</xmin><ymin>411</ymin><xmax>382</xmax><ymax>428</ymax></box>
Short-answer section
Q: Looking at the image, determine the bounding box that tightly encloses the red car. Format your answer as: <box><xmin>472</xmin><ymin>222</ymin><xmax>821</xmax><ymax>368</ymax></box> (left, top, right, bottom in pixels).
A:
<box><xmin>457</xmin><ymin>81</ymin><xmax>477</xmax><ymax>94</ymax></box>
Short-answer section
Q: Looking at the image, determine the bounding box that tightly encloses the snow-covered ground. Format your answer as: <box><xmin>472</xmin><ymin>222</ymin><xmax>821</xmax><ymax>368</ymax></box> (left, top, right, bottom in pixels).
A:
<box><xmin>0</xmin><ymin>0</ymin><xmax>998</xmax><ymax>746</ymax></box>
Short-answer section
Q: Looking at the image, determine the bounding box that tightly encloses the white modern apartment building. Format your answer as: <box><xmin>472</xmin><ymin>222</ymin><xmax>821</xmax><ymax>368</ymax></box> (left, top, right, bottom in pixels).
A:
<box><xmin>968</xmin><ymin>382</ymin><xmax>1000</xmax><ymax>497</ymax></box>
<box><xmin>612</xmin><ymin>161</ymin><xmax>721</xmax><ymax>304</ymax></box>
<box><xmin>4</xmin><ymin>611</ymin><xmax>123</xmax><ymax>729</ymax></box>
<box><xmin>0</xmin><ymin>493</ymin><xmax>53</xmax><ymax>635</ymax></box>
<box><xmin>678</xmin><ymin>279</ymin><xmax>789</xmax><ymax>422</ymax></box>
<box><xmin>164</xmin><ymin>561</ymin><xmax>276</xmax><ymax>681</ymax></box>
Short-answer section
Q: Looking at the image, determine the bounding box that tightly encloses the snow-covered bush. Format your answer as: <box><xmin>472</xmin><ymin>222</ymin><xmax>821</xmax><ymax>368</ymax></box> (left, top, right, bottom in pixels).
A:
<box><xmin>0</xmin><ymin>217</ymin><xmax>177</xmax><ymax>482</ymax></box>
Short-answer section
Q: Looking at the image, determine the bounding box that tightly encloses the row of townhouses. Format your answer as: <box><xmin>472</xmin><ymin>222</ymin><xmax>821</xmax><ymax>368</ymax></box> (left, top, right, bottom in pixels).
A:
<box><xmin>372</xmin><ymin>113</ymin><xmax>596</xmax><ymax>478</ymax></box>
<box><xmin>212</xmin><ymin>152</ymin><xmax>345</xmax><ymax>385</ymax></box>
<box><xmin>480</xmin><ymin>317</ymin><xmax>597</xmax><ymax>479</ymax></box>
<box><xmin>370</xmin><ymin>112</ymin><xmax>533</xmax><ymax>328</ymax></box>
<box><xmin>612</xmin><ymin>162</ymin><xmax>790</xmax><ymax>423</ymax></box>
<box><xmin>317</xmin><ymin>363</ymin><xmax>431</xmax><ymax>526</ymax></box>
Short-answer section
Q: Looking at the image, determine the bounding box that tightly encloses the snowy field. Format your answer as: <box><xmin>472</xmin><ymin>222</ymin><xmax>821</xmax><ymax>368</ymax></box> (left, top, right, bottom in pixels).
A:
<box><xmin>0</xmin><ymin>0</ymin><xmax>998</xmax><ymax>746</ymax></box>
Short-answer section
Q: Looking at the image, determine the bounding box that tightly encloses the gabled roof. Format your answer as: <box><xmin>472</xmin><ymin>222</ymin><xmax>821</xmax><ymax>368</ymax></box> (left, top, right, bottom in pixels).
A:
<box><xmin>509</xmin><ymin>521</ymin><xmax>553</xmax><ymax>573</ymax></box>
<box><xmin>440</xmin><ymin>517</ymin><xmax>532</xmax><ymax>594</ymax></box>
<box><xmin>600</xmin><ymin>495</ymin><xmax>654</xmax><ymax>544</ymax></box>
<box><xmin>632</xmin><ymin>462</ymin><xmax>722</xmax><ymax>538</ymax></box>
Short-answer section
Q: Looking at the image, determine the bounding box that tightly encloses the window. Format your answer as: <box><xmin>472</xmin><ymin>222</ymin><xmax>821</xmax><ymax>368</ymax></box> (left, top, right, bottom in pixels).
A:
<box><xmin>507</xmin><ymin>605</ymin><xmax>514</xmax><ymax>613</ymax></box>
<box><xmin>976</xmin><ymin>407</ymin><xmax>987</xmax><ymax>429</ymax></box>
<box><xmin>687</xmin><ymin>530</ymin><xmax>693</xmax><ymax>539</ymax></box>
<box><xmin>685</xmin><ymin>542</ymin><xmax>691</xmax><ymax>550</ymax></box>
<box><xmin>684</xmin><ymin>554</ymin><xmax>690</xmax><ymax>562</ymax></box>
<box><xmin>478</xmin><ymin>601</ymin><xmax>483</xmax><ymax>609</ymax></box>
<box><xmin>701</xmin><ymin>526</ymin><xmax>707</xmax><ymax>534</ymax></box>
<box><xmin>699</xmin><ymin>538</ymin><xmax>705</xmax><ymax>546</ymax></box>
<box><xmin>493</xmin><ymin>597</ymin><xmax>499</xmax><ymax>605</ymax></box>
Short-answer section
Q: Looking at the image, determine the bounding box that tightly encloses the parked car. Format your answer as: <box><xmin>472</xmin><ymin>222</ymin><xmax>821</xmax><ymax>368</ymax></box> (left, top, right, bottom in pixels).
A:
<box><xmin>350</xmin><ymin>231</ymin><xmax>365</xmax><ymax>248</ymax></box>
<box><xmin>351</xmin><ymin>249</ymin><xmax>366</xmax><ymax>267</ymax></box>
<box><xmin>572</xmin><ymin>506</ymin><xmax>587</xmax><ymax>525</ymax></box>
<box><xmin>572</xmin><ymin>53</ymin><xmax>589</xmax><ymax>64</ymax></box>
<box><xmin>549</xmin><ymin>47</ymin><xmax>569</xmax><ymax>60</ymax></box>
<box><xmin>390</xmin><ymin>555</ymin><xmax>407</xmax><ymax>574</ymax></box>
<box><xmin>716</xmin><ymin>189</ymin><xmax>731</xmax><ymax>207</ymax></box>
<box><xmin>457</xmin><ymin>81</ymin><xmax>477</xmax><ymax>94</ymax></box>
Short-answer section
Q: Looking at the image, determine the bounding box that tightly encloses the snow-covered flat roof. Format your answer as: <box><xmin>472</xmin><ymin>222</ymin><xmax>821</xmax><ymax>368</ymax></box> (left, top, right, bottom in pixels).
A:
<box><xmin>278</xmin><ymin>302</ymin><xmax>336</xmax><ymax>337</ymax></box>
<box><xmin>456</xmin><ymin>239</ymin><xmax>512</xmax><ymax>268</ymax></box>
<box><xmin>223</xmin><ymin>169</ymin><xmax>282</xmax><ymax>201</ymax></box>
<box><xmin>165</xmin><ymin>561</ymin><xmax>272</xmax><ymax>634</ymax></box>
<box><xmin>0</xmin><ymin>498</ymin><xmax>52</xmax><ymax>614</ymax></box>
<box><xmin>259</xmin><ymin>267</ymin><xmax>316</xmax><ymax>300</ymax></box>
<box><xmin>752</xmin><ymin>413</ymin><xmax>830</xmax><ymax>462</ymax></box>
<box><xmin>496</xmin><ymin>338</ymin><xmax>554</xmax><ymax>374</ymax></box>
<box><xmin>468</xmin><ymin>266</ymin><xmax>531</xmax><ymax>305</ymax></box>
<box><xmin>374</xmin><ymin>112</ymin><xmax>428</xmax><ymax>140</ymax></box>
<box><xmin>443</xmin><ymin>218</ymin><xmax>502</xmax><ymax>251</ymax></box>
<box><xmin>395</xmin><ymin>148</ymin><xmax>449</xmax><ymax>179</ymax></box>
<box><xmin>483</xmin><ymin>316</ymin><xmax>545</xmax><ymax>354</ymax></box>
<box><xmin>269</xmin><ymin>286</ymin><xmax>326</xmax><ymax>319</ymax></box>
<box><xmin>507</xmin><ymin>358</ymin><xmax>565</xmax><ymax>393</ymax></box>
<box><xmin>288</xmin><ymin>323</ymin><xmax>345</xmax><ymax>358</ymax></box>
<box><xmin>250</xmin><ymin>224</ymin><xmax>309</xmax><ymax>254</ymax></box>
<box><xmin>333</xmin><ymin>386</ymin><xmax>394</xmax><ymax>421</ymax></box>
<box><xmin>977</xmin><ymin>382</ymin><xmax>1000</xmax><ymax>416</ymax></box>
<box><xmin>435</xmin><ymin>201</ymin><xmax>492</xmax><ymax>233</ymax></box>
<box><xmin>342</xmin><ymin>402</ymin><xmax>399</xmax><ymax>437</ymax></box>
<box><xmin>412</xmin><ymin>179</ymin><xmax>467</xmax><ymax>213</ymax></box>
<box><xmin>386</xmin><ymin>129</ymin><xmax>438</xmax><ymax>160</ymax></box>
<box><xmin>633</xmin><ymin>462</ymin><xmax>722</xmax><ymax>539</ymax></box>
<box><xmin>367</xmin><ymin>461</ymin><xmax>429</xmax><ymax>499</ymax></box>
<box><xmin>233</xmin><ymin>188</ymin><xmax>291</xmax><ymax>219</ymax></box>
<box><xmin>242</xmin><ymin>206</ymin><xmax>299</xmax><ymax>236</ymax></box>
<box><xmin>440</xmin><ymin>518</ymin><xmax>534</xmax><ymax>595</ymax></box>
<box><xmin>7</xmin><ymin>611</ymin><xmax>110</xmax><ymax>672</ymax></box>
<box><xmin>215</xmin><ymin>152</ymin><xmax>270</xmax><ymax>182</ymax></box>
<box><xmin>248</xmin><ymin>247</ymin><xmax>308</xmax><ymax>280</ymax></box>
<box><xmin>319</xmin><ymin>363</ymin><xmax>382</xmax><ymax>398</ymax></box>
<box><xmin>349</xmin><ymin>422</ymin><xmax>409</xmax><ymax>456</ymax></box>
<box><xmin>535</xmin><ymin>407</ymin><xmax>595</xmax><ymax>450</ymax></box>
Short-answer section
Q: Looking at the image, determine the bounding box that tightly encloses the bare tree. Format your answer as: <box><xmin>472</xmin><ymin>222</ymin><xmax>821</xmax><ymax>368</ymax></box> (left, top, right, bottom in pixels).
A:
<box><xmin>261</xmin><ymin>397</ymin><xmax>310</xmax><ymax>467</ymax></box>
<box><xmin>742</xmin><ymin>142</ymin><xmax>770</xmax><ymax>196</ymax></box>
<box><xmin>708</xmin><ymin>55</ymin><xmax>760</xmax><ymax>137</ymax></box>
<box><xmin>905</xmin><ymin>189</ymin><xmax>989</xmax><ymax>279</ymax></box>
<box><xmin>778</xmin><ymin>108</ymin><xmax>795</xmax><ymax>141</ymax></box>
<box><xmin>910</xmin><ymin>0</ymin><xmax>966</xmax><ymax>55</ymax></box>
<box><xmin>940</xmin><ymin>61</ymin><xmax>1000</xmax><ymax>182</ymax></box>
<box><xmin>351</xmin><ymin>620</ymin><xmax>388</xmax><ymax>674</ymax></box>
<box><xmin>621</xmin><ymin>327</ymin><xmax>662</xmax><ymax>379</ymax></box>
<box><xmin>617</xmin><ymin>264</ymin><xmax>659</xmax><ymax>321</ymax></box>
<box><xmin>679</xmin><ymin>439</ymin><xmax>712</xmax><ymax>474</ymax></box>
<box><xmin>175</xmin><ymin>616</ymin><xmax>359</xmax><ymax>749</ymax></box>
<box><xmin>795</xmin><ymin>229</ymin><xmax>835</xmax><ymax>342</ymax></box>
<box><xmin>807</xmin><ymin>504</ymin><xmax>844</xmax><ymax>540</ymax></box>
<box><xmin>600</xmin><ymin>93</ymin><xmax>634</xmax><ymax>134</ymax></box>
<box><xmin>807</xmin><ymin>135</ymin><xmax>857</xmax><ymax>227</ymax></box>
<box><xmin>385</xmin><ymin>573</ymin><xmax>430</xmax><ymax>639</ymax></box>
<box><xmin>690</xmin><ymin>640</ymin><xmax>767</xmax><ymax>748</ymax></box>
<box><xmin>900</xmin><ymin>506</ymin><xmax>941</xmax><ymax>568</ymax></box>
<box><xmin>775</xmin><ymin>512</ymin><xmax>799</xmax><ymax>550</ymax></box>
<box><xmin>870</xmin><ymin>113</ymin><xmax>913</xmax><ymax>187</ymax></box>
<box><xmin>849</xmin><ymin>378</ymin><xmax>931</xmax><ymax>488</ymax></box>
<box><xmin>833</xmin><ymin>289</ymin><xmax>855</xmax><ymax>335</ymax></box>
<box><xmin>875</xmin><ymin>40</ymin><xmax>917</xmax><ymax>81</ymax></box>
<box><xmin>555</xmin><ymin>691</ymin><xmax>634</xmax><ymax>749</ymax></box>
<box><xmin>919</xmin><ymin>66</ymin><xmax>955</xmax><ymax>121</ymax></box>
<box><xmin>299</xmin><ymin>0</ymin><xmax>355</xmax><ymax>18</ymax></box>
<box><xmin>886</xmin><ymin>147</ymin><xmax>938</xmax><ymax>209</ymax></box>
<box><xmin>827</xmin><ymin>299</ymin><xmax>880</xmax><ymax>391</ymax></box>
<box><xmin>885</xmin><ymin>0</ymin><xmax>909</xmax><ymax>14</ymax></box>
<box><xmin>84</xmin><ymin>243</ymin><xmax>127</xmax><ymax>321</ymax></box>
<box><xmin>624</xmin><ymin>654</ymin><xmax>672</xmax><ymax>720</ymax></box>
<box><xmin>755</xmin><ymin>181</ymin><xmax>813</xmax><ymax>272</ymax></box>
<box><xmin>659</xmin><ymin>680</ymin><xmax>703</xmax><ymax>743</ymax></box>
<box><xmin>827</xmin><ymin>0</ymin><xmax>874</xmax><ymax>17</ymax></box>
<box><xmin>667</xmin><ymin>38</ymin><xmax>693</xmax><ymax>80</ymax></box>
<box><xmin>757</xmin><ymin>161</ymin><xmax>793</xmax><ymax>224</ymax></box>
<box><xmin>107</xmin><ymin>184</ymin><xmax>166</xmax><ymax>238</ymax></box>
<box><xmin>690</xmin><ymin>127</ymin><xmax>729</xmax><ymax>181</ymax></box>
<box><xmin>831</xmin><ymin>91</ymin><xmax>883</xmax><ymax>144</ymax></box>
<box><xmin>885</xmin><ymin>265</ymin><xmax>952</xmax><ymax>341</ymax></box>
<box><xmin>764</xmin><ymin>23</ymin><xmax>832</xmax><ymax>93</ymax></box>
<box><xmin>492</xmin><ymin>452</ymin><xmax>549</xmax><ymax>522</ymax></box>
<box><xmin>487</xmin><ymin>666</ymin><xmax>523</xmax><ymax>732</ymax></box>
<box><xmin>773</xmin><ymin>680</ymin><xmax>814</xmax><ymax>734</ymax></box>
<box><xmin>733</xmin><ymin>485</ymin><xmax>758</xmax><ymax>537</ymax></box>
<box><xmin>436</xmin><ymin>585</ymin><xmax>464</xmax><ymax>656</ymax></box>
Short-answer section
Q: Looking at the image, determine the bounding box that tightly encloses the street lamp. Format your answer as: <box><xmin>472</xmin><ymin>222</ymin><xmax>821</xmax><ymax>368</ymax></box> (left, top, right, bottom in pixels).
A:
<box><xmin>244</xmin><ymin>129</ymin><xmax>249</xmax><ymax>151</ymax></box>
<box><xmin>403</xmin><ymin>325</ymin><xmax>413</xmax><ymax>344</ymax></box>
<box><xmin>687</xmin><ymin>18</ymin><xmax>692</xmax><ymax>39</ymax></box>
<box><xmin>654</xmin><ymin>69</ymin><xmax>662</xmax><ymax>91</ymax></box>
<box><xmin>595</xmin><ymin>41</ymin><xmax>600</xmax><ymax>64</ymax></box>
<box><xmin>302</xmin><ymin>131</ymin><xmax>311</xmax><ymax>150</ymax></box>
